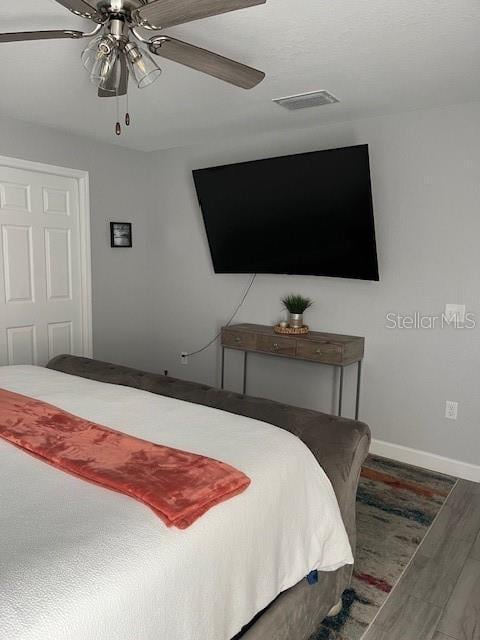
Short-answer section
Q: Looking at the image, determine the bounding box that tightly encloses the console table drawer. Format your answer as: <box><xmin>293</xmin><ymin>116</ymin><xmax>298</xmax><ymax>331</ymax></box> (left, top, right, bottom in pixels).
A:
<box><xmin>257</xmin><ymin>335</ymin><xmax>297</xmax><ymax>356</ymax></box>
<box><xmin>296</xmin><ymin>339</ymin><xmax>342</xmax><ymax>364</ymax></box>
<box><xmin>222</xmin><ymin>329</ymin><xmax>257</xmax><ymax>350</ymax></box>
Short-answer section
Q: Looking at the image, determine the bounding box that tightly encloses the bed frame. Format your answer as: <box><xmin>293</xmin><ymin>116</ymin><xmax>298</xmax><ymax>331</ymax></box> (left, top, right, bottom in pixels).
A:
<box><xmin>47</xmin><ymin>355</ymin><xmax>370</xmax><ymax>640</ymax></box>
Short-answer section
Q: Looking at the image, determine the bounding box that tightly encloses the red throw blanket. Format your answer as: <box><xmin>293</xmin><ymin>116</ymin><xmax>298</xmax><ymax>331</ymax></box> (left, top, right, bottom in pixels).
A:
<box><xmin>0</xmin><ymin>388</ymin><xmax>250</xmax><ymax>529</ymax></box>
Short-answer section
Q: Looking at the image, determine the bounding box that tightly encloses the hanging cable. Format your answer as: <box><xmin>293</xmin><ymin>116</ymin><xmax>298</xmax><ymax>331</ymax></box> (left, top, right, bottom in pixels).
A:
<box><xmin>184</xmin><ymin>274</ymin><xmax>257</xmax><ymax>357</ymax></box>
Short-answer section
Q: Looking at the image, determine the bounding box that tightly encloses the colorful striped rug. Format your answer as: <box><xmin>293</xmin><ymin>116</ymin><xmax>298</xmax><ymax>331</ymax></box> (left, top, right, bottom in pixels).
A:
<box><xmin>312</xmin><ymin>455</ymin><xmax>456</xmax><ymax>640</ymax></box>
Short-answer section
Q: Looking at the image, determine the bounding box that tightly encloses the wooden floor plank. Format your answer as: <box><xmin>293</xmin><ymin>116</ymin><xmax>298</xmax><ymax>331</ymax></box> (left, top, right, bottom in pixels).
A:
<box><xmin>412</xmin><ymin>538</ymin><xmax>472</xmax><ymax>606</ymax></box>
<box><xmin>362</xmin><ymin>624</ymin><xmax>390</xmax><ymax>640</ymax></box>
<box><xmin>374</xmin><ymin>554</ymin><xmax>428</xmax><ymax>626</ymax></box>
<box><xmin>437</xmin><ymin>558</ymin><xmax>480</xmax><ymax>640</ymax></box>
<box><xmin>421</xmin><ymin>489</ymin><xmax>480</xmax><ymax>556</ymax></box>
<box><xmin>453</xmin><ymin>491</ymin><xmax>480</xmax><ymax>543</ymax></box>
<box><xmin>376</xmin><ymin>594</ymin><xmax>443</xmax><ymax>640</ymax></box>
<box><xmin>455</xmin><ymin>480</ymin><xmax>480</xmax><ymax>500</ymax></box>
<box><xmin>471</xmin><ymin>532</ymin><xmax>480</xmax><ymax>561</ymax></box>
<box><xmin>446</xmin><ymin>480</ymin><xmax>480</xmax><ymax>507</ymax></box>
<box><xmin>459</xmin><ymin>480</ymin><xmax>480</xmax><ymax>496</ymax></box>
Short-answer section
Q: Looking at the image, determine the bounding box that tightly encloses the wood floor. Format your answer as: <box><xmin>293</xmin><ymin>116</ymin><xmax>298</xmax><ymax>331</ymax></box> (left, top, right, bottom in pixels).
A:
<box><xmin>363</xmin><ymin>479</ymin><xmax>480</xmax><ymax>640</ymax></box>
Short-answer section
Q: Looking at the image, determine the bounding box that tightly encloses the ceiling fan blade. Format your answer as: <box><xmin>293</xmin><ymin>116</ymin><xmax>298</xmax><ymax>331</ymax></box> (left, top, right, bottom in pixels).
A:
<box><xmin>135</xmin><ymin>0</ymin><xmax>266</xmax><ymax>30</ymax></box>
<box><xmin>53</xmin><ymin>0</ymin><xmax>102</xmax><ymax>22</ymax></box>
<box><xmin>0</xmin><ymin>30</ymin><xmax>84</xmax><ymax>43</ymax></box>
<box><xmin>98</xmin><ymin>54</ymin><xmax>129</xmax><ymax>98</ymax></box>
<box><xmin>150</xmin><ymin>36</ymin><xmax>265</xmax><ymax>89</ymax></box>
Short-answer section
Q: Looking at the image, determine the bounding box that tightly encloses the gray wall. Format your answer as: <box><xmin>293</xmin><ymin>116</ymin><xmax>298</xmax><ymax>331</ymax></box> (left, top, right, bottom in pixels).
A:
<box><xmin>144</xmin><ymin>102</ymin><xmax>480</xmax><ymax>466</ymax></box>
<box><xmin>0</xmin><ymin>116</ymin><xmax>151</xmax><ymax>369</ymax></box>
<box><xmin>2</xmin><ymin>103</ymin><xmax>478</xmax><ymax>467</ymax></box>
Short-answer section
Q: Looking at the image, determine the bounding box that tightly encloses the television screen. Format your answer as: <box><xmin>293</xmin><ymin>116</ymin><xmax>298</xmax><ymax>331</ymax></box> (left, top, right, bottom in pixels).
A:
<box><xmin>193</xmin><ymin>144</ymin><xmax>379</xmax><ymax>280</ymax></box>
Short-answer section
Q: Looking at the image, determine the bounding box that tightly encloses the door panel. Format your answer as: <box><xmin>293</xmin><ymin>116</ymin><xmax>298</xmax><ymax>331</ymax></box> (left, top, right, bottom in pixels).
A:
<box><xmin>0</xmin><ymin>182</ymin><xmax>31</xmax><ymax>212</ymax></box>
<box><xmin>2</xmin><ymin>225</ymin><xmax>34</xmax><ymax>303</ymax></box>
<box><xmin>0</xmin><ymin>164</ymin><xmax>87</xmax><ymax>367</ymax></box>
<box><xmin>6</xmin><ymin>325</ymin><xmax>37</xmax><ymax>365</ymax></box>
<box><xmin>47</xmin><ymin>321</ymin><xmax>73</xmax><ymax>361</ymax></box>
<box><xmin>42</xmin><ymin>187</ymin><xmax>70</xmax><ymax>216</ymax></box>
<box><xmin>45</xmin><ymin>228</ymin><xmax>72</xmax><ymax>301</ymax></box>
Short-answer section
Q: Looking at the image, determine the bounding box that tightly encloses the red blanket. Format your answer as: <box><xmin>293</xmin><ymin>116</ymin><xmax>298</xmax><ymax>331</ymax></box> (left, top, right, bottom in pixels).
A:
<box><xmin>0</xmin><ymin>388</ymin><xmax>250</xmax><ymax>529</ymax></box>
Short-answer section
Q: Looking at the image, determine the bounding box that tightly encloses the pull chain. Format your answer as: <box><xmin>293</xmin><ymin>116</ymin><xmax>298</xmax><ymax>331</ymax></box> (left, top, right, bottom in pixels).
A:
<box><xmin>125</xmin><ymin>93</ymin><xmax>131</xmax><ymax>127</ymax></box>
<box><xmin>115</xmin><ymin>91</ymin><xmax>121</xmax><ymax>136</ymax></box>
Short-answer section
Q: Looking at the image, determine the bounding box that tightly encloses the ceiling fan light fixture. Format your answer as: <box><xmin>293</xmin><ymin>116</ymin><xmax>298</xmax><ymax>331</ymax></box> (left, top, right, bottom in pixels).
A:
<box><xmin>90</xmin><ymin>48</ymin><xmax>119</xmax><ymax>89</ymax></box>
<box><xmin>81</xmin><ymin>34</ymin><xmax>119</xmax><ymax>89</ymax></box>
<box><xmin>99</xmin><ymin>52</ymin><xmax>124</xmax><ymax>94</ymax></box>
<box><xmin>125</xmin><ymin>41</ymin><xmax>162</xmax><ymax>89</ymax></box>
<box><xmin>81</xmin><ymin>35</ymin><xmax>102</xmax><ymax>71</ymax></box>
<box><xmin>0</xmin><ymin>0</ymin><xmax>267</xmax><ymax>135</ymax></box>
<box><xmin>81</xmin><ymin>35</ymin><xmax>113</xmax><ymax>72</ymax></box>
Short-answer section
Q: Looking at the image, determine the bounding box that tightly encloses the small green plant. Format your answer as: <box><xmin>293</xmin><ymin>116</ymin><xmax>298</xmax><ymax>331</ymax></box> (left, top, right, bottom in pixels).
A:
<box><xmin>281</xmin><ymin>294</ymin><xmax>314</xmax><ymax>314</ymax></box>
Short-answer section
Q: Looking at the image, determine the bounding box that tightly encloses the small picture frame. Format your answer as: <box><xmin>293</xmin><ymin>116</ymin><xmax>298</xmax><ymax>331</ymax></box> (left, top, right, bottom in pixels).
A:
<box><xmin>110</xmin><ymin>222</ymin><xmax>132</xmax><ymax>248</ymax></box>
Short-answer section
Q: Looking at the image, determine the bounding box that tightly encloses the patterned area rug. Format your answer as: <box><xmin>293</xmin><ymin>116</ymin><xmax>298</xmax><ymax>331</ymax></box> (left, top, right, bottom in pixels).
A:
<box><xmin>312</xmin><ymin>455</ymin><xmax>456</xmax><ymax>640</ymax></box>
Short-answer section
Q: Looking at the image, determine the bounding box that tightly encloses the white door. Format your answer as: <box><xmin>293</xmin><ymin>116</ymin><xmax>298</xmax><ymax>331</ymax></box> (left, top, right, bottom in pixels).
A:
<box><xmin>0</xmin><ymin>160</ymin><xmax>91</xmax><ymax>366</ymax></box>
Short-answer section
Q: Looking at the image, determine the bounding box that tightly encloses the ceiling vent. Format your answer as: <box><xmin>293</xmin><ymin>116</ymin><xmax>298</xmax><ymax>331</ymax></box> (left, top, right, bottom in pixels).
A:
<box><xmin>273</xmin><ymin>90</ymin><xmax>339</xmax><ymax>111</ymax></box>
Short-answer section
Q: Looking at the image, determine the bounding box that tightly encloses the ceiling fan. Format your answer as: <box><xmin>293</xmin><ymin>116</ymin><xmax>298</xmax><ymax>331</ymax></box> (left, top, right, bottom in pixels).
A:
<box><xmin>0</xmin><ymin>0</ymin><xmax>266</xmax><ymax>134</ymax></box>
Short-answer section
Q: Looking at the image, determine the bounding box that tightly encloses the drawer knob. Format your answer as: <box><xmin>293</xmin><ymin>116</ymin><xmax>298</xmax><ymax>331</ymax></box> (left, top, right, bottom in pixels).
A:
<box><xmin>235</xmin><ymin>337</ymin><xmax>241</xmax><ymax>342</ymax></box>
<box><xmin>272</xmin><ymin>343</ymin><xmax>279</xmax><ymax>350</ymax></box>
<box><xmin>315</xmin><ymin>348</ymin><xmax>321</xmax><ymax>354</ymax></box>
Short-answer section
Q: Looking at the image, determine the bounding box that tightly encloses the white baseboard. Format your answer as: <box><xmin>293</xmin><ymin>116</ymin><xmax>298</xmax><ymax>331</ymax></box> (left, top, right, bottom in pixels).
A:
<box><xmin>370</xmin><ymin>438</ymin><xmax>480</xmax><ymax>483</ymax></box>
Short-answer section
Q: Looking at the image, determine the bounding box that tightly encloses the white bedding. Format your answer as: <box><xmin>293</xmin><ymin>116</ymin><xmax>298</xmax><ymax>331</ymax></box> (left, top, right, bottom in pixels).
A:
<box><xmin>0</xmin><ymin>365</ymin><xmax>352</xmax><ymax>640</ymax></box>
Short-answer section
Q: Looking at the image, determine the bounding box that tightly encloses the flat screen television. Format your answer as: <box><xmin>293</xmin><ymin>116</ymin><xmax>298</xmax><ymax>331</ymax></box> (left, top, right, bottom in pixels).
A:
<box><xmin>193</xmin><ymin>144</ymin><xmax>379</xmax><ymax>281</ymax></box>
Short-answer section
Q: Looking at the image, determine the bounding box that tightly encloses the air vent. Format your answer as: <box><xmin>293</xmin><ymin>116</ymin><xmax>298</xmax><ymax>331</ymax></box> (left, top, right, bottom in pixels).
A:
<box><xmin>273</xmin><ymin>90</ymin><xmax>339</xmax><ymax>111</ymax></box>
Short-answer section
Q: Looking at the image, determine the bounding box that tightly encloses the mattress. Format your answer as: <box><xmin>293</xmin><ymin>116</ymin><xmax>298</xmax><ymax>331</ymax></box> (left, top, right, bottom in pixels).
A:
<box><xmin>0</xmin><ymin>365</ymin><xmax>353</xmax><ymax>640</ymax></box>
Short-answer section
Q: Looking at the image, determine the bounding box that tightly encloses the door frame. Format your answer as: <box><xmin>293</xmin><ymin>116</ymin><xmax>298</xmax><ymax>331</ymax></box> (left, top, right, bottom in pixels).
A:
<box><xmin>0</xmin><ymin>154</ymin><xmax>93</xmax><ymax>358</ymax></box>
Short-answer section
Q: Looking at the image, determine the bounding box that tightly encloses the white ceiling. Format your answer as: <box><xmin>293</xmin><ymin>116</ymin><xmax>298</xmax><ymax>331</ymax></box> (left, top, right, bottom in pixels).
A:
<box><xmin>0</xmin><ymin>0</ymin><xmax>479</xmax><ymax>151</ymax></box>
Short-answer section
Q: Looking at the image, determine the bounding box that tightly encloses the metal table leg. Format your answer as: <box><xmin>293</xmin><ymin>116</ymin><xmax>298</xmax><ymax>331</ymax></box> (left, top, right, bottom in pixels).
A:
<box><xmin>220</xmin><ymin>347</ymin><xmax>225</xmax><ymax>390</ymax></box>
<box><xmin>243</xmin><ymin>351</ymin><xmax>248</xmax><ymax>395</ymax></box>
<box><xmin>338</xmin><ymin>366</ymin><xmax>344</xmax><ymax>416</ymax></box>
<box><xmin>355</xmin><ymin>360</ymin><xmax>362</xmax><ymax>420</ymax></box>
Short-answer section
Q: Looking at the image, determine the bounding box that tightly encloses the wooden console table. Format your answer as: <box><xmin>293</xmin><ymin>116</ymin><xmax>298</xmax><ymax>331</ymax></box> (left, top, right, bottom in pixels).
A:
<box><xmin>221</xmin><ymin>323</ymin><xmax>365</xmax><ymax>419</ymax></box>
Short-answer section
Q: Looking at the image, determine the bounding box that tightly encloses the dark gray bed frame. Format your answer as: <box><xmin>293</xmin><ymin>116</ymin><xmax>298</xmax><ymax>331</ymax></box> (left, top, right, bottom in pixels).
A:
<box><xmin>47</xmin><ymin>355</ymin><xmax>371</xmax><ymax>640</ymax></box>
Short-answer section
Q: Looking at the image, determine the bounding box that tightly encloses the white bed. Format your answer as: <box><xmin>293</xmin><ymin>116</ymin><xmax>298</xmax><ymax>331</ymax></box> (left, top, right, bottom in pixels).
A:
<box><xmin>0</xmin><ymin>365</ymin><xmax>353</xmax><ymax>640</ymax></box>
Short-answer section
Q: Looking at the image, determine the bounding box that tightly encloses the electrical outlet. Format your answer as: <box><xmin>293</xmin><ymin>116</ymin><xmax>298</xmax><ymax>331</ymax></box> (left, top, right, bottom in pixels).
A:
<box><xmin>180</xmin><ymin>352</ymin><xmax>188</xmax><ymax>365</ymax></box>
<box><xmin>445</xmin><ymin>400</ymin><xmax>458</xmax><ymax>420</ymax></box>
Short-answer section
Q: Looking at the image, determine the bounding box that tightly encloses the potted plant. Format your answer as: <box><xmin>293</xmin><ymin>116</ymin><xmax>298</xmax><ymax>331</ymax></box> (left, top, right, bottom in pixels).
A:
<box><xmin>281</xmin><ymin>294</ymin><xmax>314</xmax><ymax>328</ymax></box>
